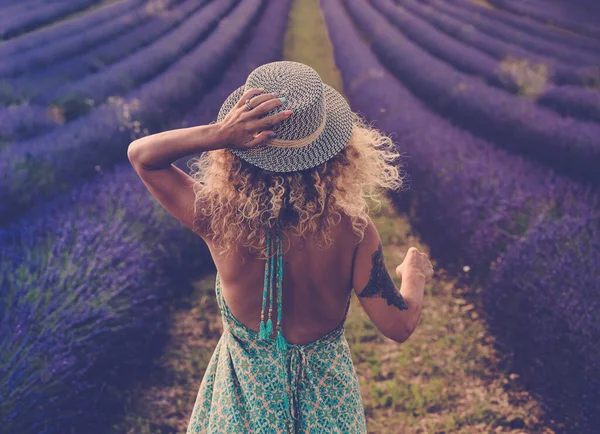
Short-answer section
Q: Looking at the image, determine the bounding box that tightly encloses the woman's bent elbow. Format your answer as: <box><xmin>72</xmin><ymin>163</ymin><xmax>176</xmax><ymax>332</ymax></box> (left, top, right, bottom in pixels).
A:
<box><xmin>383</xmin><ymin>321</ymin><xmax>414</xmax><ymax>344</ymax></box>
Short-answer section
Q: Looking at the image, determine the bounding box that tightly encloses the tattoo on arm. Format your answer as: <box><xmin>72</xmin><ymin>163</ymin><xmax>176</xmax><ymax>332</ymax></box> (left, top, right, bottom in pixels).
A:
<box><xmin>356</xmin><ymin>242</ymin><xmax>409</xmax><ymax>311</ymax></box>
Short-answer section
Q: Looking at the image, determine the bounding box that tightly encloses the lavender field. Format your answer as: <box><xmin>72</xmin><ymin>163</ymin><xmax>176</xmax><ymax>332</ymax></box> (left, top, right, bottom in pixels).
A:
<box><xmin>1</xmin><ymin>0</ymin><xmax>598</xmax><ymax>432</ymax></box>
<box><xmin>321</xmin><ymin>0</ymin><xmax>599</xmax><ymax>431</ymax></box>
<box><xmin>0</xmin><ymin>0</ymin><xmax>292</xmax><ymax>432</ymax></box>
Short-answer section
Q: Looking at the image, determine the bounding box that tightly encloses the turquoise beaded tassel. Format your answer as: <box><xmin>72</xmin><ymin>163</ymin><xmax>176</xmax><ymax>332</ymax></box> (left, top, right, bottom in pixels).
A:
<box><xmin>273</xmin><ymin>231</ymin><xmax>291</xmax><ymax>418</ymax></box>
<box><xmin>258</xmin><ymin>319</ymin><xmax>268</xmax><ymax>340</ymax></box>
<box><xmin>258</xmin><ymin>232</ymin><xmax>273</xmax><ymax>340</ymax></box>
<box><xmin>266</xmin><ymin>235</ymin><xmax>276</xmax><ymax>337</ymax></box>
<box><xmin>275</xmin><ymin>231</ymin><xmax>290</xmax><ymax>352</ymax></box>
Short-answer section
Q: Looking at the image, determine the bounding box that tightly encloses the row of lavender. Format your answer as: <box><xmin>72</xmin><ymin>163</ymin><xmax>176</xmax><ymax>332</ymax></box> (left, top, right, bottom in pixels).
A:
<box><xmin>410</xmin><ymin>0</ymin><xmax>600</xmax><ymax>113</ymax></box>
<box><xmin>0</xmin><ymin>0</ymin><xmax>261</xmax><ymax>224</ymax></box>
<box><xmin>412</xmin><ymin>0</ymin><xmax>600</xmax><ymax>122</ymax></box>
<box><xmin>0</xmin><ymin>0</ymin><xmax>142</xmax><ymax>56</ymax></box>
<box><xmin>0</xmin><ymin>0</ymin><xmax>292</xmax><ymax>432</ymax></box>
<box><xmin>397</xmin><ymin>0</ymin><xmax>598</xmax><ymax>87</ymax></box>
<box><xmin>488</xmin><ymin>0</ymin><xmax>600</xmax><ymax>40</ymax></box>
<box><xmin>378</xmin><ymin>0</ymin><xmax>600</xmax><ymax>123</ymax></box>
<box><xmin>0</xmin><ymin>0</ymin><xmax>102</xmax><ymax>40</ymax></box>
<box><xmin>322</xmin><ymin>0</ymin><xmax>599</xmax><ymax>430</ymax></box>
<box><xmin>441</xmin><ymin>0</ymin><xmax>600</xmax><ymax>53</ymax></box>
<box><xmin>37</xmin><ymin>0</ymin><xmax>229</xmax><ymax>107</ymax></box>
<box><xmin>0</xmin><ymin>0</ymin><xmax>205</xmax><ymax>103</ymax></box>
<box><xmin>0</xmin><ymin>0</ymin><xmax>173</xmax><ymax>78</ymax></box>
<box><xmin>0</xmin><ymin>0</ymin><xmax>207</xmax><ymax>143</ymax></box>
<box><xmin>352</xmin><ymin>0</ymin><xmax>600</xmax><ymax>187</ymax></box>
<box><xmin>0</xmin><ymin>0</ymin><xmax>208</xmax><ymax>151</ymax></box>
<box><xmin>421</xmin><ymin>0</ymin><xmax>600</xmax><ymax>122</ymax></box>
<box><xmin>423</xmin><ymin>0</ymin><xmax>599</xmax><ymax>66</ymax></box>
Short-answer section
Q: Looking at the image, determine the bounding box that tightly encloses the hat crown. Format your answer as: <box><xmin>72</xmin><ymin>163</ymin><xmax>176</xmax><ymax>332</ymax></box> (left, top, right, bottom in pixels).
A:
<box><xmin>244</xmin><ymin>61</ymin><xmax>325</xmax><ymax>141</ymax></box>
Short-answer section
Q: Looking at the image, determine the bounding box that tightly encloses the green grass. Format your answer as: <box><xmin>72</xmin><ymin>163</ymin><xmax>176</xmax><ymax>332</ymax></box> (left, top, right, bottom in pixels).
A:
<box><xmin>282</xmin><ymin>0</ymin><xmax>345</xmax><ymax>94</ymax></box>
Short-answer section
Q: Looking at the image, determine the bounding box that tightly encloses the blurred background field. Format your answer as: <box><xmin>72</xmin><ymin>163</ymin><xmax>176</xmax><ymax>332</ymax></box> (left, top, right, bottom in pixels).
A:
<box><xmin>0</xmin><ymin>0</ymin><xmax>598</xmax><ymax>433</ymax></box>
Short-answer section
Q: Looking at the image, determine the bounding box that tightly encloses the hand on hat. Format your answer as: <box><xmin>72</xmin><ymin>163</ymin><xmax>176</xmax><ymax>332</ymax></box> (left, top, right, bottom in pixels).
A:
<box><xmin>218</xmin><ymin>88</ymin><xmax>293</xmax><ymax>150</ymax></box>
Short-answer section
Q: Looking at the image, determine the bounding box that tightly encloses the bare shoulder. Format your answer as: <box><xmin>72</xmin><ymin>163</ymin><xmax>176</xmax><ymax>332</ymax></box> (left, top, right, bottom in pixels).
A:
<box><xmin>339</xmin><ymin>213</ymin><xmax>371</xmax><ymax>242</ymax></box>
<box><xmin>339</xmin><ymin>213</ymin><xmax>373</xmax><ymax>264</ymax></box>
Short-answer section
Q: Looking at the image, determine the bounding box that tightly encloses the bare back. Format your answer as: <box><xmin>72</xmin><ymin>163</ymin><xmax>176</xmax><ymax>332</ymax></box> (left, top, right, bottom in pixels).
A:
<box><xmin>204</xmin><ymin>215</ymin><xmax>358</xmax><ymax>345</ymax></box>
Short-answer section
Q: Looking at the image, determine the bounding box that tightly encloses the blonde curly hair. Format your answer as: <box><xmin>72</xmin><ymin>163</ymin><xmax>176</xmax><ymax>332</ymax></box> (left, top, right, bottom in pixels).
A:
<box><xmin>189</xmin><ymin>111</ymin><xmax>407</xmax><ymax>260</ymax></box>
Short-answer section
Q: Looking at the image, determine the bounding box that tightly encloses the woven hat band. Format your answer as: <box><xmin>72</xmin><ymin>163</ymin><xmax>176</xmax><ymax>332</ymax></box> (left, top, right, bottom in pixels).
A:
<box><xmin>268</xmin><ymin>110</ymin><xmax>327</xmax><ymax>149</ymax></box>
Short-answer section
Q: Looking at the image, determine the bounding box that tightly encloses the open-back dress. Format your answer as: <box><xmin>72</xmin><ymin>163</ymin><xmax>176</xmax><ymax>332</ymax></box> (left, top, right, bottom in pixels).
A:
<box><xmin>185</xmin><ymin>230</ymin><xmax>367</xmax><ymax>433</ymax></box>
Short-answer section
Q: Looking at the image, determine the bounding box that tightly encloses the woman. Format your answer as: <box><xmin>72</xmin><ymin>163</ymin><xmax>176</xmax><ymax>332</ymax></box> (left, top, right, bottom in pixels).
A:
<box><xmin>128</xmin><ymin>61</ymin><xmax>433</xmax><ymax>433</ymax></box>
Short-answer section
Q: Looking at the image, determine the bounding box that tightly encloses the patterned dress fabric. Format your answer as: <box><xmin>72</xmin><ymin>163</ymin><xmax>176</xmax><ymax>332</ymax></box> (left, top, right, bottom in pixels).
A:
<box><xmin>185</xmin><ymin>232</ymin><xmax>367</xmax><ymax>433</ymax></box>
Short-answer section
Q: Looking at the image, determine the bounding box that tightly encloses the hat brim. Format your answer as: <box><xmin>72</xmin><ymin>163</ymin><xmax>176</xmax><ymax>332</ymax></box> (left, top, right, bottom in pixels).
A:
<box><xmin>215</xmin><ymin>83</ymin><xmax>353</xmax><ymax>173</ymax></box>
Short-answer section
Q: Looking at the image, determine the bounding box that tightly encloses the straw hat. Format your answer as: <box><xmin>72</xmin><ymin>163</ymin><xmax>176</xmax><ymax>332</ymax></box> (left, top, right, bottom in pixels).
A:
<box><xmin>216</xmin><ymin>61</ymin><xmax>354</xmax><ymax>173</ymax></box>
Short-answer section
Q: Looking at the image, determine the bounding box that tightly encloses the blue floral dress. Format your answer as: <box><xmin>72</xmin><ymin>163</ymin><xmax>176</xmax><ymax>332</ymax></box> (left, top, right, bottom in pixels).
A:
<box><xmin>186</xmin><ymin>231</ymin><xmax>367</xmax><ymax>433</ymax></box>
